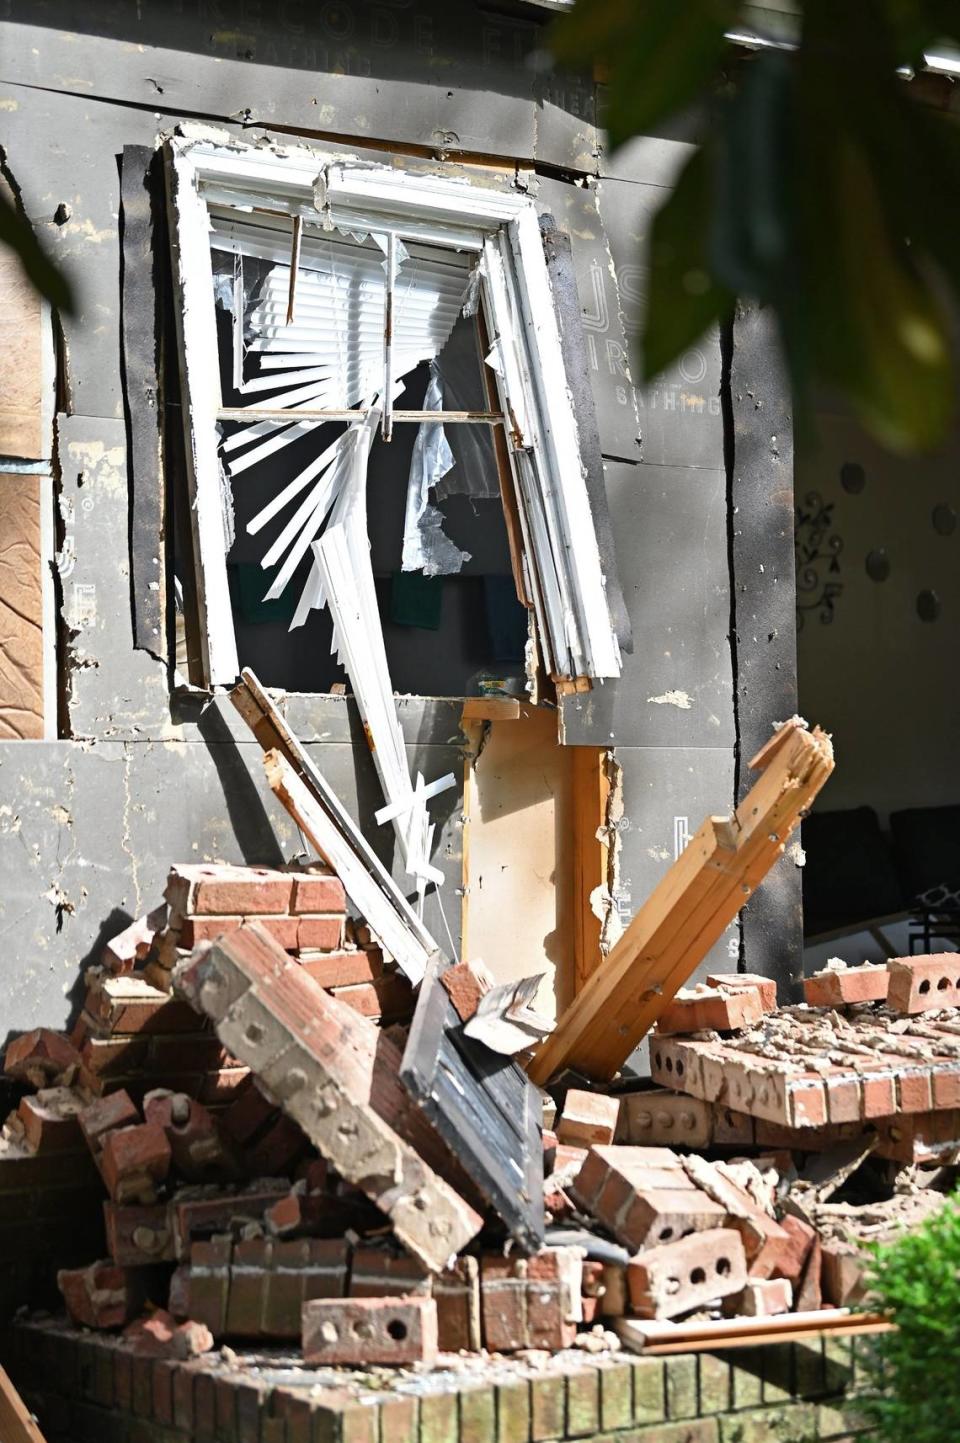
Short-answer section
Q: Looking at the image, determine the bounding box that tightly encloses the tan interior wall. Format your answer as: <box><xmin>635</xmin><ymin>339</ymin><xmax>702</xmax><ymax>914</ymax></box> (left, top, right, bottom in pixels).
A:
<box><xmin>462</xmin><ymin>704</ymin><xmax>581</xmax><ymax>1019</ymax></box>
<box><xmin>0</xmin><ymin>474</ymin><xmax>45</xmax><ymax>739</ymax></box>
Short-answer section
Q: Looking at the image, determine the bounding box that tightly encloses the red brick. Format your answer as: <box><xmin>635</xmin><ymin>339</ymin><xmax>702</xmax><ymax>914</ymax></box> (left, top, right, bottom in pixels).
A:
<box><xmin>178</xmin><ymin>914</ymin><xmax>300</xmax><ymax>949</ymax></box>
<box><xmin>804</xmin><ymin>964</ymin><xmax>889</xmax><ymax>1008</ymax></box>
<box><xmin>439</xmin><ymin>959</ymin><xmax>494</xmax><ymax>1022</ymax></box>
<box><xmin>246</xmin><ymin>1112</ymin><xmax>307</xmax><ymax>1176</ymax></box>
<box><xmin>294</xmin><ymin>914</ymin><xmax>345</xmax><ymax>951</ymax></box>
<box><xmin>17</xmin><ymin>1088</ymin><xmax>85</xmax><ymax>1153</ymax></box>
<box><xmin>327</xmin><ymin>975</ymin><xmax>415</xmax><ymax>1023</ymax></box>
<box><xmin>887</xmin><ymin>954</ymin><xmax>960</xmax><ymax>1014</ymax></box>
<box><xmin>656</xmin><ymin>985</ymin><xmax>765</xmax><ymax>1036</ymax></box>
<box><xmin>821</xmin><ymin>1242</ymin><xmax>866</xmax><ymax>1306</ymax></box>
<box><xmin>480</xmin><ymin>1249</ymin><xmax>581</xmax><ymax>1352</ymax></box>
<box><xmin>570</xmin><ymin>1146</ymin><xmax>723</xmax><ymax>1251</ymax></box>
<box><xmin>122</xmin><ymin>1309</ymin><xmax>214</xmax><ymax>1359</ymax></box>
<box><xmin>87</xmin><ymin>975</ymin><xmax>197</xmax><ymax>1035</ymax></box>
<box><xmin>860</xmin><ymin>1067</ymin><xmax>897</xmax><ymax>1118</ymax></box>
<box><xmin>104</xmin><ymin>1201</ymin><xmax>176</xmax><ymax>1266</ymax></box>
<box><xmin>627</xmin><ymin>1228</ymin><xmax>747</xmax><ymax>1319</ymax></box>
<box><xmin>822</xmin><ymin>1071</ymin><xmax>862</xmax><ymax>1124</ymax></box>
<box><xmin>100</xmin><ymin>1122</ymin><xmax>172</xmax><ymax>1203</ymax></box>
<box><xmin>171</xmin><ymin>1180</ymin><xmax>291</xmax><ymax>1257</ymax></box>
<box><xmin>289</xmin><ymin>869</ymin><xmax>346</xmax><ymax>915</ymax></box>
<box><xmin>729</xmin><ymin>1277</ymin><xmax>792</xmax><ymax>1316</ymax></box>
<box><xmin>681</xmin><ymin>1154</ymin><xmax>792</xmax><ymax>1280</ymax></box>
<box><xmin>4</xmin><ymin>1028</ymin><xmax>82</xmax><ymax>1088</ymax></box>
<box><xmin>349</xmin><ymin>1248</ymin><xmax>431</xmax><ymax>1298</ymax></box>
<box><xmin>220</xmin><ymin>1081</ymin><xmax>277</xmax><ymax>1146</ymax></box>
<box><xmin>772</xmin><ymin>1213</ymin><xmax>816</xmax><ymax>1284</ymax></box>
<box><xmin>788</xmin><ymin>1076</ymin><xmax>828</xmax><ymax>1128</ymax></box>
<box><xmin>433</xmin><ymin>1256</ymin><xmax>480</xmax><ymax>1352</ymax></box>
<box><xmin>57</xmin><ymin>1260</ymin><xmax>141</xmax><ymax>1329</ymax></box>
<box><xmin>932</xmin><ymin>1064</ymin><xmax>960</xmax><ymax>1110</ymax></box>
<box><xmin>580</xmin><ymin>1260</ymin><xmax>605</xmax><ymax>1325</ymax></box>
<box><xmin>297</xmin><ymin>949</ymin><xmax>382</xmax><ymax>988</ymax></box>
<box><xmin>302</xmin><ymin>1296</ymin><xmax>438</xmax><ymax>1366</ymax></box>
<box><xmin>144</xmin><ymin>1090</ymin><xmax>239</xmax><ymax>1181</ymax></box>
<box><xmin>556</xmin><ymin>1089</ymin><xmax>620</xmax><ymax>1147</ymax></box>
<box><xmin>898</xmin><ymin>1066</ymin><xmax>934</xmax><ymax>1113</ymax></box>
<box><xmin>166</xmin><ymin>863</ymin><xmax>295</xmax><ymax>916</ymax></box>
<box><xmin>706</xmin><ymin>972</ymin><xmax>778</xmax><ymax>1010</ymax></box>
<box><xmin>795</xmin><ymin>1233</ymin><xmax>823</xmax><ymax>1311</ymax></box>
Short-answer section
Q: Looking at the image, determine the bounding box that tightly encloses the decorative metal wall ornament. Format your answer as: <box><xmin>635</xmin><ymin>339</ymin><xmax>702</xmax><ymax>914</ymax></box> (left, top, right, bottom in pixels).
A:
<box><xmin>794</xmin><ymin>490</ymin><xmax>844</xmax><ymax>628</ymax></box>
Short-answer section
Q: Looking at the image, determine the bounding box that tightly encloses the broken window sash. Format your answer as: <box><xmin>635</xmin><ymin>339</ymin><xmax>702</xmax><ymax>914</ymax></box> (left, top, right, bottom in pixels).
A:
<box><xmin>401</xmin><ymin>361</ymin><xmax>471</xmax><ymax>577</ymax></box>
<box><xmin>166</xmin><ymin>134</ymin><xmax>622</xmax><ymax>694</ymax></box>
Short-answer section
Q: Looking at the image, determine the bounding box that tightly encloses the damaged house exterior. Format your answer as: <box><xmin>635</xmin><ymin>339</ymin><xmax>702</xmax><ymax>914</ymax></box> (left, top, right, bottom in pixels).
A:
<box><xmin>15</xmin><ymin>5</ymin><xmax>942</xmax><ymax>1442</ymax></box>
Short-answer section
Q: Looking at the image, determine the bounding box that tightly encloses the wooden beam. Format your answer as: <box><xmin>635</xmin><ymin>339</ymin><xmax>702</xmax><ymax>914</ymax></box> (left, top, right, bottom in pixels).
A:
<box><xmin>571</xmin><ymin>747</ymin><xmax>611</xmax><ymax>994</ymax></box>
<box><xmin>0</xmin><ymin>1366</ymin><xmax>47</xmax><ymax>1443</ymax></box>
<box><xmin>526</xmin><ymin>720</ymin><xmax>834</xmax><ymax>1084</ymax></box>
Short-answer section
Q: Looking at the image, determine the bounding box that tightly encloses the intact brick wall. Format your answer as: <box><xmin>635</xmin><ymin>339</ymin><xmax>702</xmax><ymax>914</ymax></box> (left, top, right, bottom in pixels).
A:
<box><xmin>5</xmin><ymin>1318</ymin><xmax>873</xmax><ymax>1442</ymax></box>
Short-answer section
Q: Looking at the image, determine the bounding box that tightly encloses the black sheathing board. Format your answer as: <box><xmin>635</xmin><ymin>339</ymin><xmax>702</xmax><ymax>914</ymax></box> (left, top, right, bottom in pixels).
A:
<box><xmin>540</xmin><ymin>216</ymin><xmax>633</xmax><ymax>656</ymax></box>
<box><xmin>729</xmin><ymin>300</ymin><xmax>802</xmax><ymax>998</ymax></box>
<box><xmin>400</xmin><ymin>958</ymin><xmax>545</xmax><ymax>1253</ymax></box>
<box><xmin>120</xmin><ymin>145</ymin><xmax>166</xmax><ymax>661</ymax></box>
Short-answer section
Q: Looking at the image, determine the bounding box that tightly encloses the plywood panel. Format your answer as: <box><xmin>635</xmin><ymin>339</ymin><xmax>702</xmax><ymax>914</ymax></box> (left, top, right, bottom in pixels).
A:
<box><xmin>463</xmin><ymin>705</ymin><xmax>575</xmax><ymax>1018</ymax></box>
<box><xmin>0</xmin><ymin>178</ymin><xmax>52</xmax><ymax>462</ymax></box>
<box><xmin>0</xmin><ymin>474</ymin><xmax>44</xmax><ymax>738</ymax></box>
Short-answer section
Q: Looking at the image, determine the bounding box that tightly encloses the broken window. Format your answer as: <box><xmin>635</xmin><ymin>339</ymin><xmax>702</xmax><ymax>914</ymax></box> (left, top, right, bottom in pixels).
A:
<box><xmin>165</xmin><ymin>132</ymin><xmax>623</xmax><ymax>896</ymax></box>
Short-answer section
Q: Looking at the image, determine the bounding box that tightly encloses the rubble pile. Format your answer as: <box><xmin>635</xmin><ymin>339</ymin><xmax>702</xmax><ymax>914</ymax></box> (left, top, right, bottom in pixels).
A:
<box><xmin>2</xmin><ymin>858</ymin><xmax>956</xmax><ymax>1367</ymax></box>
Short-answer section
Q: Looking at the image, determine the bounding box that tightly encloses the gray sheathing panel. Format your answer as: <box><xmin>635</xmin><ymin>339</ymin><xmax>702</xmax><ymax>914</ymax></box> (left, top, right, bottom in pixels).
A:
<box><xmin>0</xmin><ymin>12</ymin><xmax>596</xmax><ymax>172</ymax></box>
<box><xmin>595</xmin><ymin>174</ymin><xmax>724</xmax><ymax>471</ymax></box>
<box><xmin>613</xmin><ymin>740</ymin><xmax>739</xmax><ymax>1077</ymax></box>
<box><xmin>535</xmin><ymin>176</ymin><xmax>641</xmax><ymax>466</ymax></box>
<box><xmin>729</xmin><ymin>301</ymin><xmax>802</xmax><ymax>997</ymax></box>
<box><xmin>561</xmin><ymin>462</ymin><xmax>734</xmax><ymax>749</ymax></box>
<box><xmin>57</xmin><ymin>414</ymin><xmax>167</xmax><ymax>738</ymax></box>
<box><xmin>0</xmin><ymin>735</ymin><xmax>464</xmax><ymax>1039</ymax></box>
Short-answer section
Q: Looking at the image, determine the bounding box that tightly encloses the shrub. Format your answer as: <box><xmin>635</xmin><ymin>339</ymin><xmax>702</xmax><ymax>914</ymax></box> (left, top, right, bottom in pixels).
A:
<box><xmin>855</xmin><ymin>1195</ymin><xmax>960</xmax><ymax>1443</ymax></box>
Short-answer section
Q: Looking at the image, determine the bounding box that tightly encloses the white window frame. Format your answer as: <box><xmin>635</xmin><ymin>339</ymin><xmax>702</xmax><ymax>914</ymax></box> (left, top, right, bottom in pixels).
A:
<box><xmin>164</xmin><ymin>131</ymin><xmax>622</xmax><ymax>692</ymax></box>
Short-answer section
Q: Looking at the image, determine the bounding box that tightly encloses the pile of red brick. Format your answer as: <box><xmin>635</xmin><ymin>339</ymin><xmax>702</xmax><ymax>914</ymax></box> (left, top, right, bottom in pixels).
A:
<box><xmin>4</xmin><ymin>861</ymin><xmax>958</xmax><ymax>1369</ymax></box>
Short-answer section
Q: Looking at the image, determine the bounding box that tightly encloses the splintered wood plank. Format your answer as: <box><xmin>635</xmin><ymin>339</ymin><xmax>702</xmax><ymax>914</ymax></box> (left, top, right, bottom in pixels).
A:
<box><xmin>571</xmin><ymin>747</ymin><xmax>611</xmax><ymax>994</ymax></box>
<box><xmin>0</xmin><ymin>1366</ymin><xmax>47</xmax><ymax>1443</ymax></box>
<box><xmin>401</xmin><ymin>956</ymin><xmax>544</xmax><ymax>1253</ymax></box>
<box><xmin>176</xmin><ymin>923</ymin><xmax>482</xmax><ymax>1272</ymax></box>
<box><xmin>527</xmin><ymin>721</ymin><xmax>834</xmax><ymax>1084</ymax></box>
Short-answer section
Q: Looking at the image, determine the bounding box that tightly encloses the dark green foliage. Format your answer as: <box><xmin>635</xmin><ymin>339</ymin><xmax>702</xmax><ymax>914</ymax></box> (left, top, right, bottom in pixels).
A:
<box><xmin>855</xmin><ymin>1196</ymin><xmax>960</xmax><ymax>1443</ymax></box>
<box><xmin>553</xmin><ymin>1</ymin><xmax>960</xmax><ymax>451</ymax></box>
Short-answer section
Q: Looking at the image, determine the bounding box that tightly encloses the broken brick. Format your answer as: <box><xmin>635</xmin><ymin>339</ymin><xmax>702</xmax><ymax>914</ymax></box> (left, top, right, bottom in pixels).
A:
<box><xmin>433</xmin><ymin>1256</ymin><xmax>481</xmax><ymax>1352</ymax></box>
<box><xmin>17</xmin><ymin>1087</ymin><xmax>85</xmax><ymax>1153</ymax></box>
<box><xmin>439</xmin><ymin>959</ymin><xmax>495</xmax><ymax>1022</ymax></box>
<box><xmin>79</xmin><ymin>1090</ymin><xmax>142</xmax><ymax>1155</ymax></box>
<box><xmin>480</xmin><ymin>1249</ymin><xmax>582</xmax><ymax>1352</ymax></box>
<box><xmin>627</xmin><ymin>1228</ymin><xmax>747</xmax><ymax>1319</ymax></box>
<box><xmin>656</xmin><ymin>985</ymin><xmax>765</xmax><ymax>1036</ymax></box>
<box><xmin>772</xmin><ymin>1213</ymin><xmax>816</xmax><ymax>1284</ymax></box>
<box><xmin>101</xmin><ymin>906</ymin><xmax>168</xmax><ymax>974</ymax></box>
<box><xmin>706</xmin><ymin>973</ymin><xmax>778</xmax><ymax>1011</ymax></box>
<box><xmin>803</xmin><ymin>963</ymin><xmax>889</xmax><ymax>1008</ymax></box>
<box><xmin>100</xmin><ymin>1122</ymin><xmax>172</xmax><ymax>1203</ymax></box>
<box><xmin>302</xmin><ymin>1296</ymin><xmax>438</xmax><ymax>1367</ymax></box>
<box><xmin>104</xmin><ymin>1201</ymin><xmax>176</xmax><ymax>1266</ymax></box>
<box><xmin>4</xmin><ymin>1029</ymin><xmax>83</xmax><ymax>1089</ymax></box>
<box><xmin>570</xmin><ymin>1145</ymin><xmax>725</xmax><ymax>1251</ymax></box>
<box><xmin>728</xmin><ymin>1277</ymin><xmax>793</xmax><ymax>1317</ymax></box>
<box><xmin>143</xmin><ymin>1090</ymin><xmax>240</xmax><ymax>1182</ymax></box>
<box><xmin>556</xmin><ymin>1089</ymin><xmax>620</xmax><ymax>1147</ymax></box>
<box><xmin>58</xmin><ymin>1259</ymin><xmax>142</xmax><ymax>1329</ymax></box>
<box><xmin>122</xmin><ymin>1309</ymin><xmax>214</xmax><ymax>1359</ymax></box>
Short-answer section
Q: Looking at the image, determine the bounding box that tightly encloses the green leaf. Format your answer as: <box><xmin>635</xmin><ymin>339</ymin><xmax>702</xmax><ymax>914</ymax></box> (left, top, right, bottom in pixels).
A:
<box><xmin>552</xmin><ymin>0</ymin><xmax>739</xmax><ymax>147</ymax></box>
<box><xmin>0</xmin><ymin>188</ymin><xmax>74</xmax><ymax>314</ymax></box>
<box><xmin>640</xmin><ymin>143</ymin><xmax>734</xmax><ymax>379</ymax></box>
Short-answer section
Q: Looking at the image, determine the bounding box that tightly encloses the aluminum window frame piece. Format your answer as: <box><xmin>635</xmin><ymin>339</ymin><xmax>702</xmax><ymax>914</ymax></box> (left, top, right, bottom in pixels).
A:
<box><xmin>164</xmin><ymin>131</ymin><xmax>622</xmax><ymax>692</ymax></box>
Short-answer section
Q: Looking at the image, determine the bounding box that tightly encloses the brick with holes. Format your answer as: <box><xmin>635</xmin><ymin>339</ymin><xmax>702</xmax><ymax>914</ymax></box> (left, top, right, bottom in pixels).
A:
<box><xmin>627</xmin><ymin>1228</ymin><xmax>747</xmax><ymax>1319</ymax></box>
<box><xmin>143</xmin><ymin>1090</ymin><xmax>240</xmax><ymax>1182</ymax></box>
<box><xmin>887</xmin><ymin>954</ymin><xmax>960</xmax><ymax>1015</ymax></box>
<box><xmin>302</xmin><ymin>1296</ymin><xmax>438</xmax><ymax>1366</ymax></box>
<box><xmin>104</xmin><ymin>1201</ymin><xmax>176</xmax><ymax>1266</ymax></box>
<box><xmin>570</xmin><ymin>1145</ymin><xmax>725</xmax><ymax>1251</ymax></box>
<box><xmin>616</xmin><ymin>1090</ymin><xmax>714</xmax><ymax>1149</ymax></box>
